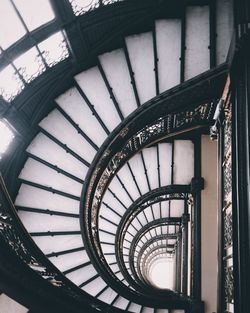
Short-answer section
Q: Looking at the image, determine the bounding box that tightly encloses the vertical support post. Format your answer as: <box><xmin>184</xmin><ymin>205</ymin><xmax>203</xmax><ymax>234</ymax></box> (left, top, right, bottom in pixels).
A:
<box><xmin>176</xmin><ymin>232</ymin><xmax>182</xmax><ymax>293</ymax></box>
<box><xmin>182</xmin><ymin>201</ymin><xmax>189</xmax><ymax>295</ymax></box>
<box><xmin>192</xmin><ymin>136</ymin><xmax>202</xmax><ymax>301</ymax></box>
<box><xmin>231</xmin><ymin>45</ymin><xmax>250</xmax><ymax>313</ymax></box>
<box><xmin>175</xmin><ymin>240</ymin><xmax>179</xmax><ymax>292</ymax></box>
<box><xmin>217</xmin><ymin>114</ymin><xmax>224</xmax><ymax>312</ymax></box>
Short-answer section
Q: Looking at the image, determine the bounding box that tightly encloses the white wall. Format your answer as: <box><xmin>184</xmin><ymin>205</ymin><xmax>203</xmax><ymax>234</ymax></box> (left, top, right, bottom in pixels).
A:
<box><xmin>201</xmin><ymin>135</ymin><xmax>218</xmax><ymax>313</ymax></box>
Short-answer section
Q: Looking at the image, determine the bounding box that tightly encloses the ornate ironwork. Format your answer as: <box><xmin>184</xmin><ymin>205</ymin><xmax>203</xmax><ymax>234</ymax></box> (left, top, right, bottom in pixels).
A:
<box><xmin>69</xmin><ymin>0</ymin><xmax>124</xmax><ymax>16</ymax></box>
<box><xmin>0</xmin><ymin>175</ymin><xmax>127</xmax><ymax>313</ymax></box>
<box><xmin>136</xmin><ymin>235</ymin><xmax>176</xmax><ymax>285</ymax></box>
<box><xmin>42</xmin><ymin>39</ymin><xmax>70</xmax><ymax>68</ymax></box>
<box><xmin>114</xmin><ymin>187</ymin><xmax>189</xmax><ymax>287</ymax></box>
<box><xmin>224</xmin><ymin>120</ymin><xmax>232</xmax><ymax>158</ymax></box>
<box><xmin>69</xmin><ymin>0</ymin><xmax>100</xmax><ymax>16</ymax></box>
<box><xmin>102</xmin><ymin>0</ymin><xmax>124</xmax><ymax>5</ymax></box>
<box><xmin>0</xmin><ymin>69</ymin><xmax>24</xmax><ymax>102</ymax></box>
<box><xmin>117</xmin><ymin>217</ymin><xmax>181</xmax><ymax>291</ymax></box>
<box><xmin>224</xmin><ymin>162</ymin><xmax>232</xmax><ymax>199</ymax></box>
<box><xmin>86</xmin><ymin>102</ymin><xmax>214</xmax><ymax>241</ymax></box>
<box><xmin>79</xmin><ymin>95</ymin><xmax>215</xmax><ymax>305</ymax></box>
<box><xmin>224</xmin><ymin>266</ymin><xmax>234</xmax><ymax>304</ymax></box>
<box><xmin>224</xmin><ymin>210</ymin><xmax>233</xmax><ymax>249</ymax></box>
<box><xmin>0</xmin><ymin>183</ymin><xmax>63</xmax><ymax>286</ymax></box>
<box><xmin>220</xmin><ymin>96</ymin><xmax>234</xmax><ymax>313</ymax></box>
<box><xmin>18</xmin><ymin>55</ymin><xmax>46</xmax><ymax>84</ymax></box>
<box><xmin>133</xmin><ymin>103</ymin><xmax>214</xmax><ymax>150</ymax></box>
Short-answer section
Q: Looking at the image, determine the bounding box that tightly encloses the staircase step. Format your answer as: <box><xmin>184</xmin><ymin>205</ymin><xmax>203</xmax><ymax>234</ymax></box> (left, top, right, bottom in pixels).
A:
<box><xmin>0</xmin><ymin>294</ymin><xmax>28</xmax><ymax>313</ymax></box>
<box><xmin>155</xmin><ymin>19</ymin><xmax>181</xmax><ymax>93</ymax></box>
<box><xmin>125</xmin><ymin>32</ymin><xmax>156</xmax><ymax>104</ymax></box>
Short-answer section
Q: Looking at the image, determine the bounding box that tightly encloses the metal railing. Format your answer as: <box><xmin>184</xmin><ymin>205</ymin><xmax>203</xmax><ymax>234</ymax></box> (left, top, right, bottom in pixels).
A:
<box><xmin>0</xmin><ymin>174</ymin><xmax>123</xmax><ymax>313</ymax></box>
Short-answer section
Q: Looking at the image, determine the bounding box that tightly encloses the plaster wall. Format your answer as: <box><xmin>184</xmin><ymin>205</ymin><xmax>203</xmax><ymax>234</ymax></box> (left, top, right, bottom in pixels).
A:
<box><xmin>201</xmin><ymin>135</ymin><xmax>218</xmax><ymax>313</ymax></box>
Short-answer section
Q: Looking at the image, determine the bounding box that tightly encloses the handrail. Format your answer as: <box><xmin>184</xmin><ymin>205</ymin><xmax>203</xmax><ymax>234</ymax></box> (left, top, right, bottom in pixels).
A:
<box><xmin>0</xmin><ymin>174</ymin><xmax>124</xmax><ymax>313</ymax></box>
<box><xmin>80</xmin><ymin>77</ymin><xmax>221</xmax><ymax>306</ymax></box>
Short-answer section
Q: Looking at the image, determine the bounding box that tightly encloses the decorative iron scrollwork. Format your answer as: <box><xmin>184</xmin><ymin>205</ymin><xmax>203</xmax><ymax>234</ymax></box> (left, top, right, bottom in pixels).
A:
<box><xmin>87</xmin><ymin>101</ymin><xmax>214</xmax><ymax>232</ymax></box>
<box><xmin>0</xmin><ymin>70</ymin><xmax>24</xmax><ymax>102</ymax></box>
<box><xmin>18</xmin><ymin>55</ymin><xmax>46</xmax><ymax>84</ymax></box>
<box><xmin>0</xmin><ymin>210</ymin><xmax>62</xmax><ymax>284</ymax></box>
<box><xmin>0</xmin><ymin>176</ymin><xmax>89</xmax><ymax>301</ymax></box>
<box><xmin>224</xmin><ymin>162</ymin><xmax>232</xmax><ymax>199</ymax></box>
<box><xmin>224</xmin><ymin>266</ymin><xmax>234</xmax><ymax>304</ymax></box>
<box><xmin>221</xmin><ymin>96</ymin><xmax>234</xmax><ymax>312</ymax></box>
<box><xmin>224</xmin><ymin>211</ymin><xmax>233</xmax><ymax>249</ymax></box>
<box><xmin>69</xmin><ymin>0</ymin><xmax>100</xmax><ymax>16</ymax></box>
<box><xmin>69</xmin><ymin>0</ymin><xmax>124</xmax><ymax>16</ymax></box>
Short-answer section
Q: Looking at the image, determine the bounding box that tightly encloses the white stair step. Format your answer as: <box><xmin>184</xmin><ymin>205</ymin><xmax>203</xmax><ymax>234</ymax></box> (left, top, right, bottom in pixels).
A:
<box><xmin>130</xmin><ymin>216</ymin><xmax>142</xmax><ymax>231</ymax></box>
<box><xmin>101</xmin><ymin>243</ymin><xmax>115</xmax><ymax>254</ymax></box>
<box><xmin>155</xmin><ymin>19</ymin><xmax>181</xmax><ymax>93</ymax></box>
<box><xmin>49</xmin><ymin>249</ymin><xmax>89</xmax><ymax>271</ymax></box>
<box><xmin>97</xmin><ymin>287</ymin><xmax>118</xmax><ymax>304</ymax></box>
<box><xmin>15</xmin><ymin>184</ymin><xmax>80</xmax><ymax>214</ymax></box>
<box><xmin>185</xmin><ymin>5</ymin><xmax>210</xmax><ymax>80</ymax></box>
<box><xmin>32</xmin><ymin>234</ymin><xmax>83</xmax><ymax>256</ymax></box>
<box><xmin>113</xmin><ymin>296</ymin><xmax>130</xmax><ymax>310</ymax></box>
<box><xmin>75</xmin><ymin>66</ymin><xmax>121</xmax><ymax>131</ymax></box>
<box><xmin>150</xmin><ymin>203</ymin><xmax>161</xmax><ymax>220</ymax></box>
<box><xmin>128</xmin><ymin>302</ymin><xmax>142</xmax><ymax>313</ymax></box>
<box><xmin>55</xmin><ymin>87</ymin><xmax>107</xmax><ymax>147</ymax></box>
<box><xmin>108</xmin><ymin>175</ymin><xmax>133</xmax><ymax>207</ymax></box>
<box><xmin>81</xmin><ymin>276</ymin><xmax>107</xmax><ymax>297</ymax></box>
<box><xmin>99</xmin><ymin>49</ymin><xmax>138</xmax><ymax>117</ymax></box>
<box><xmin>39</xmin><ymin>109</ymin><xmax>96</xmax><ymax>164</ymax></box>
<box><xmin>125</xmin><ymin>32</ymin><xmax>156</xmax><ymax>104</ymax></box>
<box><xmin>143</xmin><ymin>307</ymin><xmax>154</xmax><ymax>313</ymax></box>
<box><xmin>18</xmin><ymin>158</ymin><xmax>82</xmax><ymax>197</ymax></box>
<box><xmin>127</xmin><ymin>153</ymin><xmax>149</xmax><ymax>195</ymax></box>
<box><xmin>97</xmin><ymin>226</ymin><xmax>115</xmax><ymax>243</ymax></box>
<box><xmin>26</xmin><ymin>133</ymin><xmax>87</xmax><ymax>180</ymax></box>
<box><xmin>117</xmin><ymin>164</ymin><xmax>141</xmax><ymax>200</ymax></box>
<box><xmin>102</xmin><ymin>189</ymin><xmax>127</xmax><ymax>216</ymax></box>
<box><xmin>142</xmin><ymin>147</ymin><xmax>159</xmax><ymax>190</ymax></box>
<box><xmin>0</xmin><ymin>294</ymin><xmax>28</xmax><ymax>313</ymax></box>
<box><xmin>136</xmin><ymin>211</ymin><xmax>148</xmax><ymax>227</ymax></box>
<box><xmin>99</xmin><ymin>218</ymin><xmax>117</xmax><ymax>234</ymax></box>
<box><xmin>66</xmin><ymin>263</ymin><xmax>97</xmax><ymax>286</ymax></box>
<box><xmin>17</xmin><ymin>211</ymin><xmax>79</xmax><ymax>233</ymax></box>
<box><xmin>216</xmin><ymin>0</ymin><xmax>234</xmax><ymax>65</ymax></box>
<box><xmin>104</xmin><ymin>254</ymin><xmax>117</xmax><ymax>265</ymax></box>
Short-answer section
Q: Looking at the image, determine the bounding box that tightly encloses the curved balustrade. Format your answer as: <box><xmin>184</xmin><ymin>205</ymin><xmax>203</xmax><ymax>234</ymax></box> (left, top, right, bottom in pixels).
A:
<box><xmin>0</xmin><ymin>1</ymin><xmax>230</xmax><ymax>311</ymax></box>
<box><xmin>1</xmin><ymin>63</ymin><xmax>227</xmax><ymax>312</ymax></box>
<box><xmin>79</xmin><ymin>83</ymin><xmax>218</xmax><ymax>307</ymax></box>
<box><xmin>0</xmin><ymin>174</ymin><xmax>127</xmax><ymax>313</ymax></box>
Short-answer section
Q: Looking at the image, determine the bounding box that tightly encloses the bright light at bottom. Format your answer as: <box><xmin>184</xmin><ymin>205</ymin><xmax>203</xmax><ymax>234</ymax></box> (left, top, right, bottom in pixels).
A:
<box><xmin>149</xmin><ymin>258</ymin><xmax>175</xmax><ymax>290</ymax></box>
<box><xmin>0</xmin><ymin>120</ymin><xmax>14</xmax><ymax>158</ymax></box>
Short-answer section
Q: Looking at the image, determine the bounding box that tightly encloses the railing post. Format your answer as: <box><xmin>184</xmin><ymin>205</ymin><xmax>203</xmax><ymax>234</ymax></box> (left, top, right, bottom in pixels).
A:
<box><xmin>191</xmin><ymin>137</ymin><xmax>202</xmax><ymax>301</ymax></box>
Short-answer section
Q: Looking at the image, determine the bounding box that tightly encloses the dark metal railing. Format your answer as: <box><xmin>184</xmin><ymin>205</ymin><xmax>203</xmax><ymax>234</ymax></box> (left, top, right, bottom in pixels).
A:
<box><xmin>0</xmin><ymin>173</ymin><xmax>125</xmax><ymax>313</ymax></box>
<box><xmin>80</xmin><ymin>72</ymin><xmax>220</xmax><ymax>307</ymax></box>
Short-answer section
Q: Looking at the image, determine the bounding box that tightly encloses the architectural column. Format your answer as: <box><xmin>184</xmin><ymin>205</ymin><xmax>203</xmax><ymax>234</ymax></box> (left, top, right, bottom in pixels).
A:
<box><xmin>181</xmin><ymin>204</ymin><xmax>189</xmax><ymax>295</ymax></box>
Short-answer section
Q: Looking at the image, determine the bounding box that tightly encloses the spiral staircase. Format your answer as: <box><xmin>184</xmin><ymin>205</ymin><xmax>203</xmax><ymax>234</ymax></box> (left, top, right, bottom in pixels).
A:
<box><xmin>0</xmin><ymin>0</ymin><xmax>234</xmax><ymax>313</ymax></box>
